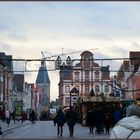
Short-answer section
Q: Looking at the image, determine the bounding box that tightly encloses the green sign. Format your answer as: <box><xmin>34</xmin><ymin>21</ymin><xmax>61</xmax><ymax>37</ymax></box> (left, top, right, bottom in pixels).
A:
<box><xmin>15</xmin><ymin>106</ymin><xmax>21</xmax><ymax>116</ymax></box>
<box><xmin>14</xmin><ymin>101</ymin><xmax>22</xmax><ymax>117</ymax></box>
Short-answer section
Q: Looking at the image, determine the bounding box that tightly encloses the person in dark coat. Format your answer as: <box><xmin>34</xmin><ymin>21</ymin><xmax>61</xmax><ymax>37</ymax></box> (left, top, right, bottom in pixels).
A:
<box><xmin>113</xmin><ymin>107</ymin><xmax>122</xmax><ymax>125</ymax></box>
<box><xmin>86</xmin><ymin>108</ymin><xmax>96</xmax><ymax>134</ymax></box>
<box><xmin>65</xmin><ymin>106</ymin><xmax>77</xmax><ymax>137</ymax></box>
<box><xmin>104</xmin><ymin>111</ymin><xmax>111</xmax><ymax>134</ymax></box>
<box><xmin>21</xmin><ymin>111</ymin><xmax>25</xmax><ymax>123</ymax></box>
<box><xmin>95</xmin><ymin>107</ymin><xmax>105</xmax><ymax>134</ymax></box>
<box><xmin>56</xmin><ymin>108</ymin><xmax>65</xmax><ymax>136</ymax></box>
<box><xmin>0</xmin><ymin>126</ymin><xmax>3</xmax><ymax>135</ymax></box>
<box><xmin>53</xmin><ymin>114</ymin><xmax>57</xmax><ymax>126</ymax></box>
<box><xmin>12</xmin><ymin>110</ymin><xmax>16</xmax><ymax>123</ymax></box>
<box><xmin>30</xmin><ymin>109</ymin><xmax>36</xmax><ymax>124</ymax></box>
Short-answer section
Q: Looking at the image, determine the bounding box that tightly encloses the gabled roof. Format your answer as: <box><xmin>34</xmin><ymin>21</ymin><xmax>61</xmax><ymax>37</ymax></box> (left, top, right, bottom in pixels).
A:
<box><xmin>36</xmin><ymin>66</ymin><xmax>50</xmax><ymax>84</ymax></box>
<box><xmin>70</xmin><ymin>87</ymin><xmax>79</xmax><ymax>93</ymax></box>
<box><xmin>75</xmin><ymin>51</ymin><xmax>99</xmax><ymax>67</ymax></box>
<box><xmin>81</xmin><ymin>51</ymin><xmax>93</xmax><ymax>58</ymax></box>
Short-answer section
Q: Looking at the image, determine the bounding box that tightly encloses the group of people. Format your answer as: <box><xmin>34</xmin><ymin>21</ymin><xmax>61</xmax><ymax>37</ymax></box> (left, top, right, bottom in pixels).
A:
<box><xmin>86</xmin><ymin>107</ymin><xmax>122</xmax><ymax>135</ymax></box>
<box><xmin>1</xmin><ymin>98</ymin><xmax>140</xmax><ymax>139</ymax></box>
<box><xmin>86</xmin><ymin>98</ymin><xmax>140</xmax><ymax>139</ymax></box>
<box><xmin>86</xmin><ymin>106</ymin><xmax>112</xmax><ymax>134</ymax></box>
<box><xmin>54</xmin><ymin>106</ymin><xmax>77</xmax><ymax>137</ymax></box>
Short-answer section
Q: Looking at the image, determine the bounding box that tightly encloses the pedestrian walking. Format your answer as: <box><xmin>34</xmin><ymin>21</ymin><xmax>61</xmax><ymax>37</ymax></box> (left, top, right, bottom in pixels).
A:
<box><xmin>86</xmin><ymin>108</ymin><xmax>96</xmax><ymax>134</ymax></box>
<box><xmin>94</xmin><ymin>107</ymin><xmax>104</xmax><ymax>134</ymax></box>
<box><xmin>0</xmin><ymin>107</ymin><xmax>2</xmax><ymax>120</ymax></box>
<box><xmin>2</xmin><ymin>108</ymin><xmax>5</xmax><ymax>122</ymax></box>
<box><xmin>65</xmin><ymin>106</ymin><xmax>77</xmax><ymax>137</ymax></box>
<box><xmin>0</xmin><ymin>126</ymin><xmax>3</xmax><ymax>135</ymax></box>
<box><xmin>56</xmin><ymin>108</ymin><xmax>66</xmax><ymax>136</ymax></box>
<box><xmin>5</xmin><ymin>109</ymin><xmax>11</xmax><ymax>127</ymax></box>
<box><xmin>21</xmin><ymin>111</ymin><xmax>26</xmax><ymax>123</ymax></box>
<box><xmin>53</xmin><ymin>114</ymin><xmax>57</xmax><ymax>126</ymax></box>
<box><xmin>30</xmin><ymin>109</ymin><xmax>36</xmax><ymax>124</ymax></box>
<box><xmin>104</xmin><ymin>111</ymin><xmax>111</xmax><ymax>134</ymax></box>
<box><xmin>110</xmin><ymin>98</ymin><xmax>140</xmax><ymax>139</ymax></box>
<box><xmin>12</xmin><ymin>110</ymin><xmax>16</xmax><ymax>123</ymax></box>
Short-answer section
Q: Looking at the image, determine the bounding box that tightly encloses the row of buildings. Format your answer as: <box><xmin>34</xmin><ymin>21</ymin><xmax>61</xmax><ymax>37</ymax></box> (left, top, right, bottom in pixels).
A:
<box><xmin>57</xmin><ymin>51</ymin><xmax>140</xmax><ymax>108</ymax></box>
<box><xmin>0</xmin><ymin>52</ymin><xmax>35</xmax><ymax>114</ymax></box>
<box><xmin>0</xmin><ymin>52</ymin><xmax>51</xmax><ymax>118</ymax></box>
<box><xmin>117</xmin><ymin>51</ymin><xmax>140</xmax><ymax>99</ymax></box>
<box><xmin>0</xmin><ymin>50</ymin><xmax>140</xmax><ymax>117</ymax></box>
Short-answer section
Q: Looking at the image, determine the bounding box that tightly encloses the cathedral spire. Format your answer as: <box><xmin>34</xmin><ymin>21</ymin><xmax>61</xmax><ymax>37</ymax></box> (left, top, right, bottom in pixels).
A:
<box><xmin>41</xmin><ymin>59</ymin><xmax>46</xmax><ymax>67</ymax></box>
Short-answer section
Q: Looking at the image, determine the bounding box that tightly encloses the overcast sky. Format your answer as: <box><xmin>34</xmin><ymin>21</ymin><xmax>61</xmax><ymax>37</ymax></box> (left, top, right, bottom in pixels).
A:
<box><xmin>0</xmin><ymin>2</ymin><xmax>140</xmax><ymax>100</ymax></box>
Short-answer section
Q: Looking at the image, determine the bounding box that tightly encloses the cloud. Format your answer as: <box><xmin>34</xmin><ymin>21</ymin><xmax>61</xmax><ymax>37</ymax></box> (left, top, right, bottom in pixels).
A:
<box><xmin>0</xmin><ymin>21</ymin><xmax>11</xmax><ymax>33</ymax></box>
<box><xmin>8</xmin><ymin>32</ymin><xmax>28</xmax><ymax>41</ymax></box>
<box><xmin>1</xmin><ymin>2</ymin><xmax>139</xmax><ymax>44</ymax></box>
<box><xmin>1</xmin><ymin>2</ymin><xmax>140</xmax><ymax>100</ymax></box>
<box><xmin>0</xmin><ymin>17</ymin><xmax>28</xmax><ymax>42</ymax></box>
<box><xmin>131</xmin><ymin>42</ymin><xmax>140</xmax><ymax>49</ymax></box>
<box><xmin>0</xmin><ymin>42</ymin><xmax>11</xmax><ymax>51</ymax></box>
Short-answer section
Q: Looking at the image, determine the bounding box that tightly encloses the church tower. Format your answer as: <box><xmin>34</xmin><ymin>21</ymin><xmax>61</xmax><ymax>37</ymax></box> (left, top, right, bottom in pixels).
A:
<box><xmin>35</xmin><ymin>59</ymin><xmax>50</xmax><ymax>114</ymax></box>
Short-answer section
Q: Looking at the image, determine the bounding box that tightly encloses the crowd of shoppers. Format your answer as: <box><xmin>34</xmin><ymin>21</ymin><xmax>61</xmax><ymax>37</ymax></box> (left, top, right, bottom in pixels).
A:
<box><xmin>85</xmin><ymin>104</ymin><xmax>123</xmax><ymax>135</ymax></box>
<box><xmin>54</xmin><ymin>104</ymin><xmax>123</xmax><ymax>137</ymax></box>
<box><xmin>1</xmin><ymin>98</ymin><xmax>140</xmax><ymax>138</ymax></box>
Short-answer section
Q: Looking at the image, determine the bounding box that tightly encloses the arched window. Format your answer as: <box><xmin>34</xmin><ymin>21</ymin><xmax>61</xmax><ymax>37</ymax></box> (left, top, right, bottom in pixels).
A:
<box><xmin>95</xmin><ymin>85</ymin><xmax>100</xmax><ymax>93</ymax></box>
<box><xmin>65</xmin><ymin>86</ymin><xmax>70</xmax><ymax>93</ymax></box>
<box><xmin>105</xmin><ymin>85</ymin><xmax>109</xmax><ymax>93</ymax></box>
<box><xmin>95</xmin><ymin>71</ymin><xmax>99</xmax><ymax>80</ymax></box>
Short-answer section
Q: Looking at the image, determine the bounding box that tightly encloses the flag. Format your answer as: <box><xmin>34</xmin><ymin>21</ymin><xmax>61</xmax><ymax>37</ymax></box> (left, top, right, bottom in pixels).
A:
<box><xmin>35</xmin><ymin>85</ymin><xmax>38</xmax><ymax>92</ymax></box>
<box><xmin>35</xmin><ymin>92</ymin><xmax>39</xmax><ymax>109</ymax></box>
